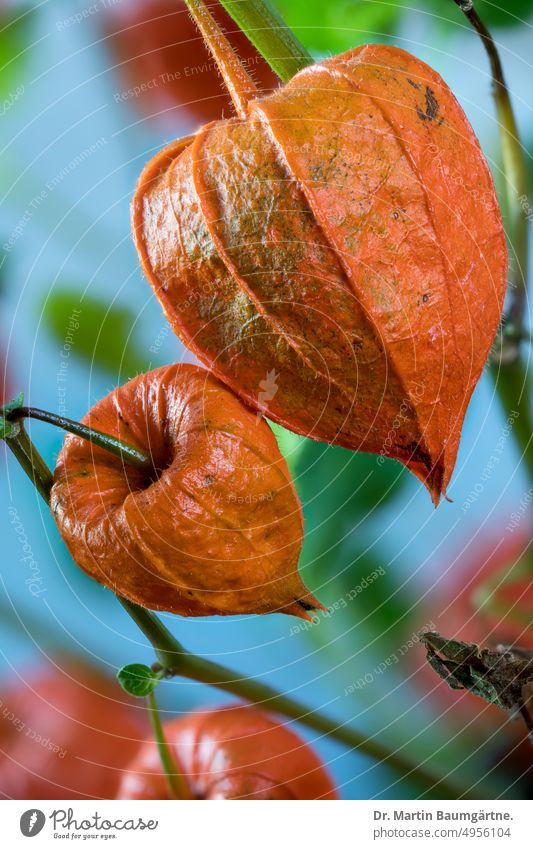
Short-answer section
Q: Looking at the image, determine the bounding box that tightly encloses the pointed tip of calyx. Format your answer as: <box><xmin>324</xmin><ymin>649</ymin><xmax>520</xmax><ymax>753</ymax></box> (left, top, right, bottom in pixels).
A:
<box><xmin>284</xmin><ymin>592</ymin><xmax>327</xmax><ymax>622</ymax></box>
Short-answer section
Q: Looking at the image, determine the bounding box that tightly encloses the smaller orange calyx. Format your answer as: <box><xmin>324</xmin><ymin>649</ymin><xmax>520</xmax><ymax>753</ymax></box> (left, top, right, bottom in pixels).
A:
<box><xmin>51</xmin><ymin>364</ymin><xmax>321</xmax><ymax>619</ymax></box>
<box><xmin>117</xmin><ymin>704</ymin><xmax>339</xmax><ymax>799</ymax></box>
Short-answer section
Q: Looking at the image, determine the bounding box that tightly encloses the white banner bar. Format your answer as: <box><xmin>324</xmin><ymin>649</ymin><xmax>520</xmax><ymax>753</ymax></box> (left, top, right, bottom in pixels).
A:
<box><xmin>2</xmin><ymin>799</ymin><xmax>530</xmax><ymax>848</ymax></box>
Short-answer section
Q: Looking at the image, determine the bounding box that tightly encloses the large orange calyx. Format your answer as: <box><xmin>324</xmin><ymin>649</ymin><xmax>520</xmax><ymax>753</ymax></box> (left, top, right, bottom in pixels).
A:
<box><xmin>51</xmin><ymin>364</ymin><xmax>319</xmax><ymax>619</ymax></box>
<box><xmin>117</xmin><ymin>704</ymin><xmax>339</xmax><ymax>799</ymax></box>
<box><xmin>133</xmin><ymin>44</ymin><xmax>507</xmax><ymax>504</ymax></box>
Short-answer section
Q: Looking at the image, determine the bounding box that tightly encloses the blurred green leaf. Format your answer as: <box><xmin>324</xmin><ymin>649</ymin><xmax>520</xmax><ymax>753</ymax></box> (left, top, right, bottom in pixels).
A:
<box><xmin>463</xmin><ymin>0</ymin><xmax>533</xmax><ymax>28</ymax></box>
<box><xmin>0</xmin><ymin>8</ymin><xmax>32</xmax><ymax>99</ymax></box>
<box><xmin>117</xmin><ymin>663</ymin><xmax>159</xmax><ymax>697</ymax></box>
<box><xmin>41</xmin><ymin>289</ymin><xmax>149</xmax><ymax>378</ymax></box>
<box><xmin>275</xmin><ymin>0</ymin><xmax>401</xmax><ymax>53</ymax></box>
<box><xmin>294</xmin><ymin>441</ymin><xmax>412</xmax><ymax>648</ymax></box>
<box><xmin>273</xmin><ymin>0</ymin><xmax>533</xmax><ymax>55</ymax></box>
<box><xmin>269</xmin><ymin>421</ymin><xmax>307</xmax><ymax>467</ymax></box>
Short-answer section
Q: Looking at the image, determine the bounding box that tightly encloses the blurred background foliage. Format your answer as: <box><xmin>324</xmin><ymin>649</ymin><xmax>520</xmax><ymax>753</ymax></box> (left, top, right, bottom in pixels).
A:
<box><xmin>1</xmin><ymin>0</ymin><xmax>532</xmax><ymax>799</ymax></box>
<box><xmin>276</xmin><ymin>0</ymin><xmax>533</xmax><ymax>53</ymax></box>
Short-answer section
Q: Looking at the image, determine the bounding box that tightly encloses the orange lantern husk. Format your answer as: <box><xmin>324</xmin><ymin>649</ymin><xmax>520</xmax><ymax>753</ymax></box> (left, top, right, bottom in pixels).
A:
<box><xmin>132</xmin><ymin>35</ymin><xmax>507</xmax><ymax>505</ymax></box>
<box><xmin>51</xmin><ymin>364</ymin><xmax>321</xmax><ymax>619</ymax></box>
<box><xmin>117</xmin><ymin>704</ymin><xmax>339</xmax><ymax>799</ymax></box>
<box><xmin>0</xmin><ymin>661</ymin><xmax>144</xmax><ymax>799</ymax></box>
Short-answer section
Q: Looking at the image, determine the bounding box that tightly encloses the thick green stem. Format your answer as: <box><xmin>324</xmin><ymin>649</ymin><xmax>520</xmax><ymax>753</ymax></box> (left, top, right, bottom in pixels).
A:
<box><xmin>147</xmin><ymin>690</ymin><xmax>193</xmax><ymax>800</ymax></box>
<box><xmin>217</xmin><ymin>0</ymin><xmax>313</xmax><ymax>81</ymax></box>
<box><xmin>119</xmin><ymin>598</ymin><xmax>187</xmax><ymax>671</ymax></box>
<box><xmin>7</xmin><ymin>406</ymin><xmax>153</xmax><ymax>473</ymax></box>
<box><xmin>127</xmin><ymin>596</ymin><xmax>471</xmax><ymax>799</ymax></box>
<box><xmin>5</xmin><ymin>421</ymin><xmax>54</xmax><ymax>501</ymax></box>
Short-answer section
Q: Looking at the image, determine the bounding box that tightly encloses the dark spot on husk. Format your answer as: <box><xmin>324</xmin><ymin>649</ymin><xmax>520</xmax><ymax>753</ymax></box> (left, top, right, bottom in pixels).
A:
<box><xmin>416</xmin><ymin>87</ymin><xmax>440</xmax><ymax>122</ymax></box>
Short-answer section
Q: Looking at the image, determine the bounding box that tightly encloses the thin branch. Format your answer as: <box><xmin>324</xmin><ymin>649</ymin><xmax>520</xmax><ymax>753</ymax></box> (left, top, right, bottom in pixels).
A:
<box><xmin>6</xmin><ymin>406</ymin><xmax>153</xmax><ymax>473</ymax></box>
<box><xmin>452</xmin><ymin>0</ymin><xmax>529</xmax><ymax>360</ymax></box>
<box><xmin>147</xmin><ymin>690</ymin><xmax>193</xmax><ymax>799</ymax></box>
<box><xmin>129</xmin><ymin>595</ymin><xmax>474</xmax><ymax>799</ymax></box>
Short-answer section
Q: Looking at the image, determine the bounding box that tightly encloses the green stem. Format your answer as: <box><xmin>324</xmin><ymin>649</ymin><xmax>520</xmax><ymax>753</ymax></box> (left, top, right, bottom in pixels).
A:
<box><xmin>3</xmin><ymin>420</ymin><xmax>473</xmax><ymax>797</ymax></box>
<box><xmin>128</xmin><ymin>599</ymin><xmax>472</xmax><ymax>799</ymax></box>
<box><xmin>147</xmin><ymin>690</ymin><xmax>193</xmax><ymax>800</ymax></box>
<box><xmin>217</xmin><ymin>0</ymin><xmax>313</xmax><ymax>81</ymax></box>
<box><xmin>472</xmin><ymin>551</ymin><xmax>533</xmax><ymax>625</ymax></box>
<box><xmin>119</xmin><ymin>598</ymin><xmax>187</xmax><ymax>672</ymax></box>
<box><xmin>7</xmin><ymin>406</ymin><xmax>153</xmax><ymax>473</ymax></box>
<box><xmin>5</xmin><ymin>421</ymin><xmax>54</xmax><ymax>501</ymax></box>
<box><xmin>0</xmin><ymin>599</ymin><xmax>88</xmax><ymax>664</ymax></box>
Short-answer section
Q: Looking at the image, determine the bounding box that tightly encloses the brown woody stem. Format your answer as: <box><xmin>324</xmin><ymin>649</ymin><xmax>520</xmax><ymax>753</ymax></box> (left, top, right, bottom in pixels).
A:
<box><xmin>452</xmin><ymin>0</ymin><xmax>529</xmax><ymax>361</ymax></box>
<box><xmin>451</xmin><ymin>5</ymin><xmax>533</xmax><ymax>493</ymax></box>
<box><xmin>183</xmin><ymin>0</ymin><xmax>259</xmax><ymax>116</ymax></box>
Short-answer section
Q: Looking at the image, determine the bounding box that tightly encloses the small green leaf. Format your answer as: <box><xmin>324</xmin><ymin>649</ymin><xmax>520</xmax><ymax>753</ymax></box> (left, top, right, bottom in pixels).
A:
<box><xmin>117</xmin><ymin>663</ymin><xmax>159</xmax><ymax>697</ymax></box>
<box><xmin>0</xmin><ymin>416</ymin><xmax>18</xmax><ymax>440</ymax></box>
<box><xmin>1</xmin><ymin>391</ymin><xmax>24</xmax><ymax>416</ymax></box>
<box><xmin>0</xmin><ymin>392</ymin><xmax>24</xmax><ymax>440</ymax></box>
<box><xmin>0</xmin><ymin>9</ymin><xmax>33</xmax><ymax>100</ymax></box>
